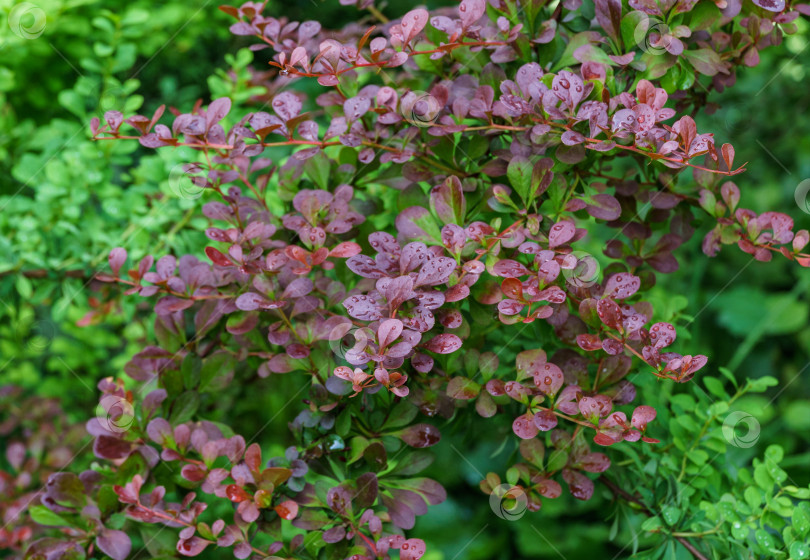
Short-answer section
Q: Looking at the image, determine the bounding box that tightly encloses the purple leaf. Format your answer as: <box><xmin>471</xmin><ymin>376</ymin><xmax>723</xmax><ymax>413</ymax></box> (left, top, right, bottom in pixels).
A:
<box><xmin>423</xmin><ymin>334</ymin><xmax>462</xmax><ymax>354</ymax></box>
<box><xmin>396</xmin><ymin>206</ymin><xmax>442</xmax><ymax>243</ymax></box>
<box><xmin>585</xmin><ymin>194</ymin><xmax>621</xmax><ymax>221</ymax></box>
<box><xmin>549</xmin><ymin>220</ymin><xmax>576</xmax><ymax>248</ymax></box>
<box><xmin>401</xmin><ymin>9</ymin><xmax>429</xmax><ymax>43</ymax></box>
<box><xmin>533</xmin><ymin>410</ymin><xmax>558</xmax><ymax>431</ymax></box>
<box><xmin>97</xmin><ymin>529</ymin><xmax>131</xmax><ymax>560</ymax></box>
<box><xmin>416</xmin><ymin>257</ymin><xmax>455</xmax><ymax>286</ymax></box>
<box><xmin>146</xmin><ymin>418</ymin><xmax>173</xmax><ymax>445</ymax></box>
<box><xmin>631</xmin><ymin>405</ymin><xmax>657</xmax><ymax>430</ymax></box>
<box><xmin>459</xmin><ymin>0</ymin><xmax>486</xmax><ymax>28</ymax></box>
<box><xmin>578</xmin><ymin>397</ymin><xmax>601</xmax><ymax>423</ymax></box>
<box><xmin>513</xmin><ymin>414</ymin><xmax>539</xmax><ymax>439</ymax></box>
<box><xmin>752</xmin><ymin>0</ymin><xmax>785</xmax><ymax>10</ymax></box>
<box><xmin>271</xmin><ymin>91</ymin><xmax>302</xmax><ymax>122</ymax></box>
<box><xmin>378</xmin><ymin>318</ymin><xmax>404</xmax><ymax>348</ymax></box>
<box><xmin>343</xmin><ymin>295</ymin><xmax>384</xmax><ymax>321</ymax></box>
<box><xmin>108</xmin><ymin>248</ymin><xmax>127</xmax><ymax>275</ymax></box>
<box><xmin>177</xmin><ymin>537</ymin><xmax>211</xmax><ymax>557</ymax></box>
<box><xmin>648</xmin><ymin>322</ymin><xmax>676</xmax><ymax>349</ymax></box>
<box><xmin>562</xmin><ymin>469</ymin><xmax>594</xmax><ymax>500</ymax></box>
<box><xmin>429</xmin><ymin>176</ymin><xmax>466</xmax><ymax>225</ymax></box>
<box><xmin>206</xmin><ymin>98</ymin><xmax>231</xmax><ymax>129</ymax></box>
<box><xmin>533</xmin><ymin>362</ymin><xmax>564</xmax><ymax>395</ymax></box>
<box><xmin>446</xmin><ymin>377</ymin><xmax>481</xmax><ymax>399</ymax></box>
<box><xmin>400</xmin><ymin>424</ymin><xmax>441</xmax><ymax>448</ymax></box>
<box><xmin>578</xmin><ymin>452</ymin><xmax>610</xmax><ymax>473</ymax></box>
<box><xmin>492</xmin><ymin>259</ymin><xmax>529</xmax><ymax>278</ymax></box>
<box><xmin>400</xmin><ymin>538</ymin><xmax>427</xmax><ymax>560</ymax></box>
<box><xmin>603</xmin><ymin>273</ymin><xmax>640</xmax><ymax>299</ymax></box>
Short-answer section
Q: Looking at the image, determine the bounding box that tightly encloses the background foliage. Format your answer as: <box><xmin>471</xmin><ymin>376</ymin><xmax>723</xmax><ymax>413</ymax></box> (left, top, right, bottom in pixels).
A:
<box><xmin>1</xmin><ymin>0</ymin><xmax>808</xmax><ymax>558</ymax></box>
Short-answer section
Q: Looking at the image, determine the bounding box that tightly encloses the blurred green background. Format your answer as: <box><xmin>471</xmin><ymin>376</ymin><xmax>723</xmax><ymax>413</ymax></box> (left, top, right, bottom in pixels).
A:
<box><xmin>0</xmin><ymin>0</ymin><xmax>808</xmax><ymax>558</ymax></box>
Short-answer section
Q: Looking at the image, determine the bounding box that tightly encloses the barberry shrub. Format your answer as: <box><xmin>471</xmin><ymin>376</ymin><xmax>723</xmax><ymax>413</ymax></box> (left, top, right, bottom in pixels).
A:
<box><xmin>11</xmin><ymin>0</ymin><xmax>810</xmax><ymax>559</ymax></box>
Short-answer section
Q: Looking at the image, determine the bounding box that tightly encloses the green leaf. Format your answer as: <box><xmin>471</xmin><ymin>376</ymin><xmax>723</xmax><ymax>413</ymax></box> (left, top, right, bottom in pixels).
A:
<box><xmin>661</xmin><ymin>505</ymin><xmax>681</xmax><ymax>526</ymax></box>
<box><xmin>688</xmin><ymin>1</ymin><xmax>722</xmax><ymax>30</ymax></box>
<box><xmin>519</xmin><ymin>439</ymin><xmax>545</xmax><ymax>467</ymax></box>
<box><xmin>707</xmin><ymin>401</ymin><xmax>729</xmax><ymax>417</ymax></box>
<box><xmin>754</xmin><ymin>528</ymin><xmax>777</xmax><ymax>551</ymax></box>
<box><xmin>790</xmin><ymin>542</ymin><xmax>810</xmax><ymax>560</ymax></box>
<box><xmin>199</xmin><ymin>352</ymin><xmax>235</xmax><ymax>392</ymax></box>
<box><xmin>765</xmin><ymin>445</ymin><xmax>784</xmax><ymax>464</ymax></box>
<box><xmin>302</xmin><ymin>151</ymin><xmax>330</xmax><ymax>190</ymax></box>
<box><xmin>785</xmin><ymin>486</ymin><xmax>810</xmax><ymax>500</ymax></box>
<box><xmin>429</xmin><ymin>175</ymin><xmax>466</xmax><ymax>225</ymax></box>
<box><xmin>181</xmin><ymin>353</ymin><xmax>201</xmax><ymax>390</ymax></box>
<box><xmin>396</xmin><ymin>206</ymin><xmax>443</xmax><ymax>245</ymax></box>
<box><xmin>507</xmin><ymin>156</ymin><xmax>533</xmax><ymax>205</ymax></box>
<box><xmin>703</xmin><ymin>377</ymin><xmax>728</xmax><ymax>399</ymax></box>
<box><xmin>641</xmin><ymin>516</ymin><xmax>663</xmax><ymax>532</ymax></box>
<box><xmin>335</xmin><ymin>407</ymin><xmax>351</xmax><ymax>438</ymax></box>
<box><xmin>747</xmin><ymin>376</ymin><xmax>779</xmax><ymax>392</ymax></box>
<box><xmin>553</xmin><ymin>32</ymin><xmax>594</xmax><ymax>71</ymax></box>
<box><xmin>390</xmin><ymin>451</ymin><xmax>434</xmax><ymax>476</ymax></box>
<box><xmin>29</xmin><ymin>505</ymin><xmax>73</xmax><ymax>527</ymax></box>
<box><xmin>715</xmin><ymin>288</ymin><xmax>809</xmax><ymax>337</ymax></box>
<box><xmin>348</xmin><ymin>436</ymin><xmax>370</xmax><ymax>464</ymax></box>
<box><xmin>446</xmin><ymin>376</ymin><xmax>481</xmax><ymax>399</ymax></box>
<box><xmin>640</xmin><ymin>52</ymin><xmax>676</xmax><ymax>80</ymax></box>
<box><xmin>546</xmin><ymin>449</ymin><xmax>568</xmax><ymax>472</ymax></box>
<box><xmin>170</xmin><ymin>391</ymin><xmax>199</xmax><ymax>424</ymax></box>
<box><xmin>718</xmin><ymin>367</ymin><xmax>738</xmax><ymax>389</ymax></box>
<box><xmin>682</xmin><ymin>49</ymin><xmax>724</xmax><ymax>76</ymax></box>
<box><xmin>687</xmin><ymin>449</ymin><xmax>709</xmax><ymax>466</ymax></box>
<box><xmin>754</xmin><ymin>464</ymin><xmax>775</xmax><ymax>490</ymax></box>
<box><xmin>744</xmin><ymin>486</ymin><xmax>761</xmax><ymax>510</ymax></box>
<box><xmin>793</xmin><ymin>502</ymin><xmax>810</xmax><ymax>537</ymax></box>
<box><xmin>382</xmin><ymin>401</ymin><xmax>419</xmax><ymax>430</ymax></box>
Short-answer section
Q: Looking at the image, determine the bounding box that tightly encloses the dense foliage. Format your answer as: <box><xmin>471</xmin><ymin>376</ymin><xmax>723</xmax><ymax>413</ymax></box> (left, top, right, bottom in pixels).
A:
<box><xmin>2</xmin><ymin>0</ymin><xmax>810</xmax><ymax>559</ymax></box>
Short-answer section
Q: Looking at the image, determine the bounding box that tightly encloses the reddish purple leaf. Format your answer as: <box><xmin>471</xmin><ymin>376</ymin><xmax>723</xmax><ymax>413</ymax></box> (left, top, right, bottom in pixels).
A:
<box><xmin>400</xmin><ymin>424</ymin><xmax>441</xmax><ymax>448</ymax></box>
<box><xmin>631</xmin><ymin>405</ymin><xmax>657</xmax><ymax>430</ymax></box>
<box><xmin>562</xmin><ymin>469</ymin><xmax>594</xmax><ymax>500</ymax></box>
<box><xmin>533</xmin><ymin>409</ymin><xmax>558</xmax><ymax>431</ymax></box>
<box><xmin>603</xmin><ymin>273</ymin><xmax>640</xmax><ymax>299</ymax></box>
<box><xmin>424</xmin><ymin>333</ymin><xmax>462</xmax><ymax>354</ymax></box>
<box><xmin>513</xmin><ymin>413</ymin><xmax>540</xmax><ymax>439</ymax></box>
<box><xmin>549</xmin><ymin>220</ymin><xmax>576</xmax><ymax>248</ymax></box>
<box><xmin>399</xmin><ymin>538</ymin><xmax>426</xmax><ymax>560</ymax></box>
